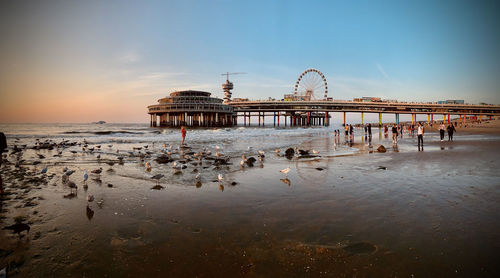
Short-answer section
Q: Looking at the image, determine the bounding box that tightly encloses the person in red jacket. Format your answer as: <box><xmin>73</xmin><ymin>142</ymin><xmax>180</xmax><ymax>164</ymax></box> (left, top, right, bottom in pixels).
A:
<box><xmin>181</xmin><ymin>126</ymin><xmax>187</xmax><ymax>145</ymax></box>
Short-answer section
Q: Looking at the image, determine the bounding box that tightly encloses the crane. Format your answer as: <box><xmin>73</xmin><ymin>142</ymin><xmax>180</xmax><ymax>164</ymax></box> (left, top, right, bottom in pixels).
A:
<box><xmin>220</xmin><ymin>72</ymin><xmax>246</xmax><ymax>103</ymax></box>
<box><xmin>221</xmin><ymin>72</ymin><xmax>246</xmax><ymax>81</ymax></box>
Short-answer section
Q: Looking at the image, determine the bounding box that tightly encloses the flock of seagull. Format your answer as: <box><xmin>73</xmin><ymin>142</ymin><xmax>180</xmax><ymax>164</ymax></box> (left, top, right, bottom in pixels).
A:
<box><xmin>4</xmin><ymin>137</ymin><xmax>322</xmax><ymax>220</ymax></box>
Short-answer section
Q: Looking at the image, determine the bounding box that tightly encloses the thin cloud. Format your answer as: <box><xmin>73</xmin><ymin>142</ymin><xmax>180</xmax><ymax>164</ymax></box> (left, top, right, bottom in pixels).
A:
<box><xmin>376</xmin><ymin>63</ymin><xmax>390</xmax><ymax>80</ymax></box>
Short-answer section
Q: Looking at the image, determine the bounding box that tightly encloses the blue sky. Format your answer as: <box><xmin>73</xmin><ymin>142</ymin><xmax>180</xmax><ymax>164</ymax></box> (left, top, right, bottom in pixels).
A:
<box><xmin>1</xmin><ymin>0</ymin><xmax>499</xmax><ymax>122</ymax></box>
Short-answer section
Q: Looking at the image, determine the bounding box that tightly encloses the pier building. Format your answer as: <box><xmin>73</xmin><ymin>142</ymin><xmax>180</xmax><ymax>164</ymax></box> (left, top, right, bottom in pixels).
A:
<box><xmin>147</xmin><ymin>90</ymin><xmax>235</xmax><ymax>127</ymax></box>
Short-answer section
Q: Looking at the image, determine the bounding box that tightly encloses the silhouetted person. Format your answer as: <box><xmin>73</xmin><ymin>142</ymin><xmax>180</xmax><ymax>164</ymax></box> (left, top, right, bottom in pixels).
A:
<box><xmin>392</xmin><ymin>125</ymin><xmax>398</xmax><ymax>144</ymax></box>
<box><xmin>417</xmin><ymin>122</ymin><xmax>424</xmax><ymax>151</ymax></box>
<box><xmin>447</xmin><ymin>123</ymin><xmax>456</xmax><ymax>141</ymax></box>
<box><xmin>368</xmin><ymin>123</ymin><xmax>372</xmax><ymax>137</ymax></box>
<box><xmin>439</xmin><ymin>123</ymin><xmax>445</xmax><ymax>141</ymax></box>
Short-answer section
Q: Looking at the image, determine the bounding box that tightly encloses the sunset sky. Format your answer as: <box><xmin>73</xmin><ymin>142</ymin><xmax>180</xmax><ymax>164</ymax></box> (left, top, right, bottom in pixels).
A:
<box><xmin>1</xmin><ymin>0</ymin><xmax>499</xmax><ymax>123</ymax></box>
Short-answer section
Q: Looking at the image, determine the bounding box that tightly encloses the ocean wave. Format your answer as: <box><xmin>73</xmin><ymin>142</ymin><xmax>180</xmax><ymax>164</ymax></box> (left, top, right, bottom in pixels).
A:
<box><xmin>62</xmin><ymin>130</ymin><xmax>145</xmax><ymax>135</ymax></box>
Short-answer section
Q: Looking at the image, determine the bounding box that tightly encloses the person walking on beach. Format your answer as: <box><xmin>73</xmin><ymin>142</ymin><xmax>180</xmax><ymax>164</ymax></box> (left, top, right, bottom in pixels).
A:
<box><xmin>447</xmin><ymin>123</ymin><xmax>456</xmax><ymax>141</ymax></box>
<box><xmin>364</xmin><ymin>125</ymin><xmax>367</xmax><ymax>135</ymax></box>
<box><xmin>417</xmin><ymin>122</ymin><xmax>424</xmax><ymax>151</ymax></box>
<box><xmin>439</xmin><ymin>122</ymin><xmax>445</xmax><ymax>141</ymax></box>
<box><xmin>368</xmin><ymin>123</ymin><xmax>372</xmax><ymax>137</ymax></box>
<box><xmin>180</xmin><ymin>126</ymin><xmax>187</xmax><ymax>145</ymax></box>
<box><xmin>392</xmin><ymin>125</ymin><xmax>398</xmax><ymax>144</ymax></box>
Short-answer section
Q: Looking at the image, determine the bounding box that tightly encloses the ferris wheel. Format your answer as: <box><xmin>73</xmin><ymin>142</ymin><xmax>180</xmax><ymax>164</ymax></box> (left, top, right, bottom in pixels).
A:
<box><xmin>293</xmin><ymin>68</ymin><xmax>328</xmax><ymax>100</ymax></box>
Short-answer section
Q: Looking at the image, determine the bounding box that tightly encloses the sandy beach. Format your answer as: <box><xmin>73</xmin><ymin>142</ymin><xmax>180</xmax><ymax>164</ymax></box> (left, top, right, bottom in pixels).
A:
<box><xmin>1</xmin><ymin>121</ymin><xmax>500</xmax><ymax>277</ymax></box>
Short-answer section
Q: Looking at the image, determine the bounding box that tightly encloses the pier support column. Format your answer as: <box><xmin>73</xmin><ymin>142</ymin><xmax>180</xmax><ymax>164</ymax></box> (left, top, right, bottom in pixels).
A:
<box><xmin>262</xmin><ymin>113</ymin><xmax>265</xmax><ymax>126</ymax></box>
<box><xmin>361</xmin><ymin>112</ymin><xmax>364</xmax><ymax>125</ymax></box>
<box><xmin>431</xmin><ymin>114</ymin><xmax>433</xmax><ymax>123</ymax></box>
<box><xmin>396</xmin><ymin>114</ymin><xmax>399</xmax><ymax>124</ymax></box>
<box><xmin>278</xmin><ymin>113</ymin><xmax>280</xmax><ymax>126</ymax></box>
<box><xmin>379</xmin><ymin>113</ymin><xmax>382</xmax><ymax>127</ymax></box>
<box><xmin>327</xmin><ymin>112</ymin><xmax>330</xmax><ymax>126</ymax></box>
<box><xmin>448</xmin><ymin>114</ymin><xmax>450</xmax><ymax>124</ymax></box>
<box><xmin>273</xmin><ymin>112</ymin><xmax>276</xmax><ymax>127</ymax></box>
<box><xmin>443</xmin><ymin>114</ymin><xmax>446</xmax><ymax>123</ymax></box>
<box><xmin>325</xmin><ymin>112</ymin><xmax>328</xmax><ymax>126</ymax></box>
<box><xmin>258</xmin><ymin>112</ymin><xmax>261</xmax><ymax>126</ymax></box>
<box><xmin>342</xmin><ymin>112</ymin><xmax>346</xmax><ymax>126</ymax></box>
<box><xmin>307</xmin><ymin>112</ymin><xmax>310</xmax><ymax>125</ymax></box>
<box><xmin>427</xmin><ymin>114</ymin><xmax>430</xmax><ymax>124</ymax></box>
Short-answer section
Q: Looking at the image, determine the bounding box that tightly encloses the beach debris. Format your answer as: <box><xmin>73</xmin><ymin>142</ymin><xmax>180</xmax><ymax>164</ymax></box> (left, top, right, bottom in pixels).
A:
<box><xmin>377</xmin><ymin>166</ymin><xmax>387</xmax><ymax>170</ymax></box>
<box><xmin>151</xmin><ymin>185</ymin><xmax>164</xmax><ymax>190</ymax></box>
<box><xmin>315</xmin><ymin>167</ymin><xmax>324</xmax><ymax>171</ymax></box>
<box><xmin>40</xmin><ymin>166</ymin><xmax>48</xmax><ymax>174</ymax></box>
<box><xmin>280</xmin><ymin>167</ymin><xmax>291</xmax><ymax>177</ymax></box>
<box><xmin>343</xmin><ymin>242</ymin><xmax>378</xmax><ymax>255</ymax></box>
<box><xmin>145</xmin><ymin>162</ymin><xmax>151</xmax><ymax>172</ymax></box>
<box><xmin>107</xmin><ymin>183</ymin><xmax>113</xmax><ymax>188</ymax></box>
<box><xmin>155</xmin><ymin>155</ymin><xmax>173</xmax><ymax>164</ymax></box>
<box><xmin>285</xmin><ymin>148</ymin><xmax>295</xmax><ymax>159</ymax></box>
<box><xmin>377</xmin><ymin>145</ymin><xmax>387</xmax><ymax>153</ymax></box>
<box><xmin>274</xmin><ymin>149</ymin><xmax>280</xmax><ymax>153</ymax></box>
<box><xmin>218</xmin><ymin>173</ymin><xmax>224</xmax><ymax>183</ymax></box>
<box><xmin>312</xmin><ymin>150</ymin><xmax>319</xmax><ymax>154</ymax></box>
<box><xmin>3</xmin><ymin>223</ymin><xmax>30</xmax><ymax>238</ymax></box>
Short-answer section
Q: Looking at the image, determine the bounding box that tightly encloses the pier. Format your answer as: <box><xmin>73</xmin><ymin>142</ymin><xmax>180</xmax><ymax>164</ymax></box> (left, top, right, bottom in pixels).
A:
<box><xmin>228</xmin><ymin>99</ymin><xmax>500</xmax><ymax>127</ymax></box>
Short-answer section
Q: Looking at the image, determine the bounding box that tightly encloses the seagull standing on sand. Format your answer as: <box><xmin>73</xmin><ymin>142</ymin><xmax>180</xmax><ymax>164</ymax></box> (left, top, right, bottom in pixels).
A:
<box><xmin>86</xmin><ymin>195</ymin><xmax>94</xmax><ymax>203</ymax></box>
<box><xmin>280</xmin><ymin>167</ymin><xmax>291</xmax><ymax>177</ymax></box>
<box><xmin>218</xmin><ymin>173</ymin><xmax>224</xmax><ymax>183</ymax></box>
<box><xmin>83</xmin><ymin>170</ymin><xmax>88</xmax><ymax>185</ymax></box>
<box><xmin>68</xmin><ymin>181</ymin><xmax>77</xmax><ymax>193</ymax></box>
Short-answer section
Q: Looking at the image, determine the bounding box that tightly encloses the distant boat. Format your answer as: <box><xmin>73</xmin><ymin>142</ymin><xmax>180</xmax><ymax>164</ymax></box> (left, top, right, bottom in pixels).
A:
<box><xmin>92</xmin><ymin>121</ymin><xmax>106</xmax><ymax>124</ymax></box>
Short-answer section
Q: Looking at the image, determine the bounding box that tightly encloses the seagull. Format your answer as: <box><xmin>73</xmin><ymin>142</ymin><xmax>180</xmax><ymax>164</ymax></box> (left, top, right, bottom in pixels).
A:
<box><xmin>195</xmin><ymin>173</ymin><xmax>201</xmax><ymax>181</ymax></box>
<box><xmin>218</xmin><ymin>173</ymin><xmax>224</xmax><ymax>183</ymax></box>
<box><xmin>68</xmin><ymin>181</ymin><xmax>77</xmax><ymax>193</ymax></box>
<box><xmin>280</xmin><ymin>167</ymin><xmax>291</xmax><ymax>177</ymax></box>
<box><xmin>41</xmin><ymin>166</ymin><xmax>48</xmax><ymax>174</ymax></box>
<box><xmin>83</xmin><ymin>170</ymin><xmax>88</xmax><ymax>185</ymax></box>
<box><xmin>151</xmin><ymin>174</ymin><xmax>164</xmax><ymax>185</ymax></box>
<box><xmin>258</xmin><ymin>150</ymin><xmax>265</xmax><ymax>156</ymax></box>
<box><xmin>91</xmin><ymin>168</ymin><xmax>102</xmax><ymax>174</ymax></box>
<box><xmin>240</xmin><ymin>160</ymin><xmax>245</xmax><ymax>167</ymax></box>
<box><xmin>65</xmin><ymin>170</ymin><xmax>75</xmax><ymax>176</ymax></box>
<box><xmin>86</xmin><ymin>195</ymin><xmax>94</xmax><ymax>203</ymax></box>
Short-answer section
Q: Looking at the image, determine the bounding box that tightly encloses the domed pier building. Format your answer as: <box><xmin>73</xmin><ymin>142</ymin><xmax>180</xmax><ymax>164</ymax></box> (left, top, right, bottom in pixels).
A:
<box><xmin>147</xmin><ymin>90</ymin><xmax>236</xmax><ymax>127</ymax></box>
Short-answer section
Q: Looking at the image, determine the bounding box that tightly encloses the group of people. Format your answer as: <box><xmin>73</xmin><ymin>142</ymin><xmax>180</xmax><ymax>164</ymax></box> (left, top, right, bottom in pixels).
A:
<box><xmin>438</xmin><ymin>123</ymin><xmax>456</xmax><ymax>141</ymax></box>
<box><xmin>337</xmin><ymin>121</ymin><xmax>458</xmax><ymax>152</ymax></box>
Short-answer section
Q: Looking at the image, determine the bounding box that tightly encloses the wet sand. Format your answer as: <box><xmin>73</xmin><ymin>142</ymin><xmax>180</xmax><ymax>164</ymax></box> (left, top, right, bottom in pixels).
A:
<box><xmin>1</xmin><ymin>126</ymin><xmax>500</xmax><ymax>277</ymax></box>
